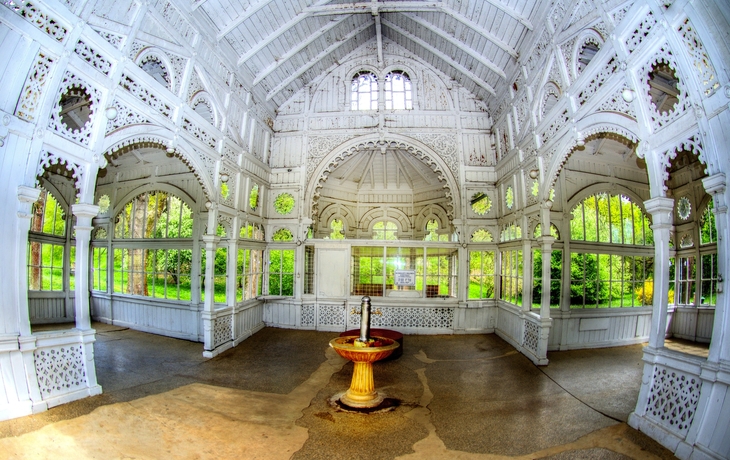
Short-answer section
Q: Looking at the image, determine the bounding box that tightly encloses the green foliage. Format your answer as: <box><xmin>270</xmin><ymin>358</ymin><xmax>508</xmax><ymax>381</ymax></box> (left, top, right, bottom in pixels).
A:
<box><xmin>571</xmin><ymin>193</ymin><xmax>653</xmax><ymax>245</ymax></box>
<box><xmin>329</xmin><ymin>219</ymin><xmax>345</xmax><ymax>239</ymax></box>
<box><xmin>471</xmin><ymin>193</ymin><xmax>491</xmax><ymax>215</ymax></box>
<box><xmin>272</xmin><ymin>228</ymin><xmax>294</xmax><ymax>241</ymax></box>
<box><xmin>533</xmin><ymin>249</ymin><xmax>562</xmax><ymax>306</ymax></box>
<box><xmin>269</xmin><ymin>249</ymin><xmax>294</xmax><ymax>296</ymax></box>
<box><xmin>273</xmin><ymin>193</ymin><xmax>295</xmax><ymax>215</ymax></box>
<box><xmin>249</xmin><ymin>184</ymin><xmax>259</xmax><ymax>211</ymax></box>
<box><xmin>468</xmin><ymin>250</ymin><xmax>494</xmax><ymax>299</ymax></box>
<box><xmin>700</xmin><ymin>200</ymin><xmax>717</xmax><ymax>244</ymax></box>
<box><xmin>471</xmin><ymin>229</ymin><xmax>493</xmax><ymax>242</ymax></box>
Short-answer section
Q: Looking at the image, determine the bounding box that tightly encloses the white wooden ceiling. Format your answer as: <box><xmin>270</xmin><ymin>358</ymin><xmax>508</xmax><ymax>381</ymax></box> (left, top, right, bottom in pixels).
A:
<box><xmin>193</xmin><ymin>0</ymin><xmax>542</xmax><ymax>108</ymax></box>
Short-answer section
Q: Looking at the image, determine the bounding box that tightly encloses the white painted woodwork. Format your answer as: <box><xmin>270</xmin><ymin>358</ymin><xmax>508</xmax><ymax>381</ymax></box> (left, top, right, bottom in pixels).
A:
<box><xmin>0</xmin><ymin>1</ymin><xmax>729</xmax><ymax>458</ymax></box>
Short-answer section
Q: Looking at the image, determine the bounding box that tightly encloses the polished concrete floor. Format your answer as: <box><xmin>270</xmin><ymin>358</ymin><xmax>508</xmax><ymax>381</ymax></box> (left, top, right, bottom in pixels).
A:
<box><xmin>0</xmin><ymin>323</ymin><xmax>678</xmax><ymax>459</ymax></box>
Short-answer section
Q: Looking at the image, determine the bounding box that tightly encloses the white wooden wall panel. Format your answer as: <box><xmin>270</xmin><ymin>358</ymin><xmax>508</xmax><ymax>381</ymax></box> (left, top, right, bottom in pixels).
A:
<box><xmin>670</xmin><ymin>307</ymin><xmax>715</xmax><ymax>343</ymax></box>
<box><xmin>453</xmin><ymin>305</ymin><xmax>494</xmax><ymax>334</ymax></box>
<box><xmin>549</xmin><ymin>310</ymin><xmax>652</xmax><ymax>350</ymax></box>
<box><xmin>495</xmin><ymin>304</ymin><xmax>523</xmax><ymax>348</ymax></box>
<box><xmin>233</xmin><ymin>302</ymin><xmax>265</xmax><ymax>345</ymax></box>
<box><xmin>28</xmin><ymin>297</ymin><xmax>69</xmax><ymax>323</ymax></box>
<box><xmin>90</xmin><ymin>295</ymin><xmax>200</xmax><ymax>341</ymax></box>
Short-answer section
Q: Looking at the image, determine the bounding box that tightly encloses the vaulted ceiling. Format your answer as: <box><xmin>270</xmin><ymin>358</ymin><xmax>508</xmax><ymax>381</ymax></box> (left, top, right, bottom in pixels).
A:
<box><xmin>192</xmin><ymin>0</ymin><xmax>544</xmax><ymax>109</ymax></box>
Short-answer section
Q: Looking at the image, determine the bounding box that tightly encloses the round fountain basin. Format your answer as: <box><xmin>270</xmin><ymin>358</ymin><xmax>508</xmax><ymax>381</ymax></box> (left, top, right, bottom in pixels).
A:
<box><xmin>329</xmin><ymin>336</ymin><xmax>399</xmax><ymax>362</ymax></box>
<box><xmin>340</xmin><ymin>329</ymin><xmax>403</xmax><ymax>359</ymax></box>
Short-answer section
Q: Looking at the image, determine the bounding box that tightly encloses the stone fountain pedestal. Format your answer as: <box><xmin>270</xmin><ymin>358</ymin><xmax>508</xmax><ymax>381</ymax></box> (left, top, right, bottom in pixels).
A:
<box><xmin>329</xmin><ymin>336</ymin><xmax>400</xmax><ymax>409</ymax></box>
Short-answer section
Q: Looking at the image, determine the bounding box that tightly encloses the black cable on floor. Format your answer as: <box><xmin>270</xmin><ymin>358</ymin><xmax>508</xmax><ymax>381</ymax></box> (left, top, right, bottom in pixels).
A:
<box><xmin>535</xmin><ymin>365</ymin><xmax>624</xmax><ymax>424</ymax></box>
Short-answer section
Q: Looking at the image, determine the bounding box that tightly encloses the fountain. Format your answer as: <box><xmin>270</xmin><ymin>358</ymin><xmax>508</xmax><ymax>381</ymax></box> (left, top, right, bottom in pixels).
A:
<box><xmin>329</xmin><ymin>296</ymin><xmax>400</xmax><ymax>409</ymax></box>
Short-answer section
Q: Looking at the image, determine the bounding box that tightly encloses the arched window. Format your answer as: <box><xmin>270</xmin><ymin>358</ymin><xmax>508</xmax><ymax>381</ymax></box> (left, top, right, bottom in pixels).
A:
<box><xmin>424</xmin><ymin>219</ymin><xmax>449</xmax><ymax>241</ymax></box>
<box><xmin>569</xmin><ymin>193</ymin><xmax>654</xmax><ymax>308</ymax></box>
<box><xmin>384</xmin><ymin>71</ymin><xmax>412</xmax><ymax>110</ymax></box>
<box><xmin>471</xmin><ymin>229</ymin><xmax>493</xmax><ymax>242</ymax></box>
<box><xmin>112</xmin><ymin>191</ymin><xmax>194</xmax><ymax>301</ymax></box>
<box><xmin>329</xmin><ymin>219</ymin><xmax>345</xmax><ymax>239</ymax></box>
<box><xmin>373</xmin><ymin>220</ymin><xmax>398</xmax><ymax>240</ymax></box>
<box><xmin>351</xmin><ymin>71</ymin><xmax>378</xmax><ymax>110</ymax></box>
<box><xmin>28</xmin><ymin>189</ymin><xmax>67</xmax><ymax>292</ymax></box>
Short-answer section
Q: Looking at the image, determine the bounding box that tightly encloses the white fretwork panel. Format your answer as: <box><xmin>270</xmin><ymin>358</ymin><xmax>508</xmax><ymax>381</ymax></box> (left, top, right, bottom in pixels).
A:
<box><xmin>645</xmin><ymin>365</ymin><xmax>701</xmax><ymax>436</ymax></box>
<box><xmin>523</xmin><ymin>321</ymin><xmax>539</xmax><ymax>355</ymax></box>
<box><xmin>363</xmin><ymin>307</ymin><xmax>455</xmax><ymax>329</ymax></box>
<box><xmin>318</xmin><ymin>304</ymin><xmax>346</xmax><ymax>327</ymax></box>
<box><xmin>213</xmin><ymin>315</ymin><xmax>232</xmax><ymax>347</ymax></box>
<box><xmin>1</xmin><ymin>0</ymin><xmax>68</xmax><ymax>42</ymax></box>
<box><xmin>105</xmin><ymin>99</ymin><xmax>152</xmax><ymax>134</ymax></box>
<box><xmin>15</xmin><ymin>51</ymin><xmax>54</xmax><ymax>122</ymax></box>
<box><xmin>677</xmin><ymin>18</ymin><xmax>720</xmax><ymax>98</ymax></box>
<box><xmin>119</xmin><ymin>73</ymin><xmax>173</xmax><ymax>119</ymax></box>
<box><xmin>34</xmin><ymin>345</ymin><xmax>86</xmax><ymax>399</ymax></box>
<box><xmin>301</xmin><ymin>304</ymin><xmax>315</xmax><ymax>327</ymax></box>
<box><xmin>74</xmin><ymin>40</ymin><xmax>112</xmax><ymax>76</ymax></box>
<box><xmin>625</xmin><ymin>10</ymin><xmax>656</xmax><ymax>54</ymax></box>
<box><xmin>48</xmin><ymin>72</ymin><xmax>101</xmax><ymax>146</ymax></box>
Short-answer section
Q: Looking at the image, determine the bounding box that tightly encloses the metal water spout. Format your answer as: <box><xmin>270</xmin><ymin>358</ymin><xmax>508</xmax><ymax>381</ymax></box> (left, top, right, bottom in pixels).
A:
<box><xmin>359</xmin><ymin>296</ymin><xmax>371</xmax><ymax>342</ymax></box>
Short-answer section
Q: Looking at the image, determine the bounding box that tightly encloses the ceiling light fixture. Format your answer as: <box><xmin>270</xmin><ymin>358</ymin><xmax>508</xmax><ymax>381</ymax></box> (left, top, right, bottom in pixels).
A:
<box><xmin>621</xmin><ymin>88</ymin><xmax>636</xmax><ymax>103</ymax></box>
<box><xmin>220</xmin><ymin>173</ymin><xmax>229</xmax><ymax>183</ymax></box>
<box><xmin>105</xmin><ymin>106</ymin><xmax>118</xmax><ymax>120</ymax></box>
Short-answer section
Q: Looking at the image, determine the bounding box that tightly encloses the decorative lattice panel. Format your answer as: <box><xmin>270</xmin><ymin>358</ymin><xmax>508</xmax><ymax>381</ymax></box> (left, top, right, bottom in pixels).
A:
<box><xmin>625</xmin><ymin>11</ymin><xmax>656</xmax><ymax>54</ymax></box>
<box><xmin>645</xmin><ymin>365</ymin><xmax>701</xmax><ymax>436</ymax></box>
<box><xmin>74</xmin><ymin>40</ymin><xmax>112</xmax><ymax>76</ymax></box>
<box><xmin>105</xmin><ymin>99</ymin><xmax>152</xmax><ymax>134</ymax></box>
<box><xmin>213</xmin><ymin>315</ymin><xmax>232</xmax><ymax>347</ymax></box>
<box><xmin>1</xmin><ymin>0</ymin><xmax>67</xmax><ymax>42</ymax></box>
<box><xmin>301</xmin><ymin>304</ymin><xmax>315</xmax><ymax>327</ymax></box>
<box><xmin>677</xmin><ymin>18</ymin><xmax>720</xmax><ymax>98</ymax></box>
<box><xmin>34</xmin><ymin>344</ymin><xmax>86</xmax><ymax>399</ymax></box>
<box><xmin>183</xmin><ymin>117</ymin><xmax>217</xmax><ymax>148</ymax></box>
<box><xmin>523</xmin><ymin>321</ymin><xmax>539</xmax><ymax>355</ymax></box>
<box><xmin>318</xmin><ymin>304</ymin><xmax>346</xmax><ymax>327</ymax></box>
<box><xmin>353</xmin><ymin>307</ymin><xmax>454</xmax><ymax>329</ymax></box>
<box><xmin>119</xmin><ymin>73</ymin><xmax>173</xmax><ymax>118</ymax></box>
<box><xmin>15</xmin><ymin>52</ymin><xmax>54</xmax><ymax>122</ymax></box>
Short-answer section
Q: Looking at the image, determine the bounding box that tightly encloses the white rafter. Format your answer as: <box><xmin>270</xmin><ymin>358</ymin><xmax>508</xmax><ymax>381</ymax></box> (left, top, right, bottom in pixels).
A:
<box><xmin>266</xmin><ymin>20</ymin><xmax>373</xmax><ymax>101</ymax></box>
<box><xmin>381</xmin><ymin>18</ymin><xmax>497</xmax><ymax>96</ymax></box>
<box><xmin>306</xmin><ymin>1</ymin><xmax>440</xmax><ymax>15</ymax></box>
<box><xmin>304</xmin><ymin>2</ymin><xmax>519</xmax><ymax>60</ymax></box>
<box><xmin>253</xmin><ymin>15</ymin><xmax>351</xmax><ymax>85</ymax></box>
<box><xmin>236</xmin><ymin>0</ymin><xmax>333</xmax><ymax>66</ymax></box>
<box><xmin>439</xmin><ymin>6</ymin><xmax>519</xmax><ymax>59</ymax></box>
<box><xmin>480</xmin><ymin>0</ymin><xmax>533</xmax><ymax>30</ymax></box>
<box><xmin>401</xmin><ymin>13</ymin><xmax>506</xmax><ymax>80</ymax></box>
<box><xmin>216</xmin><ymin>0</ymin><xmax>277</xmax><ymax>39</ymax></box>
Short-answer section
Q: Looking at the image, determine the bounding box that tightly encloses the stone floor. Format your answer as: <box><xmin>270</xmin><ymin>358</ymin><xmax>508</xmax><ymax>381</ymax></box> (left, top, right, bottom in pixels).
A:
<box><xmin>1</xmin><ymin>324</ymin><xmax>678</xmax><ymax>459</ymax></box>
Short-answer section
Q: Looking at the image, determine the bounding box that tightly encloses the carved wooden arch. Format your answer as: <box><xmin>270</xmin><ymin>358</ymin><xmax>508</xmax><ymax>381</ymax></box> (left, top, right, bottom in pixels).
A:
<box><xmin>414</xmin><ymin>204</ymin><xmax>451</xmax><ymax>238</ymax></box>
<box><xmin>189</xmin><ymin>91</ymin><xmax>220</xmax><ymax>129</ymax></box>
<box><xmin>101</xmin><ymin>129</ymin><xmax>215</xmax><ymax>201</ymax></box>
<box><xmin>543</xmin><ymin>114</ymin><xmax>640</xmax><ymax>202</ymax></box>
<box><xmin>111</xmin><ymin>183</ymin><xmax>197</xmax><ymax>220</ymax></box>
<box><xmin>317</xmin><ymin>202</ymin><xmax>357</xmax><ymax>237</ymax></box>
<box><xmin>570</xmin><ymin>29</ymin><xmax>605</xmax><ymax>80</ymax></box>
<box><xmin>359</xmin><ymin>207</ymin><xmax>411</xmax><ymax>237</ymax></box>
<box><xmin>305</xmin><ymin>134</ymin><xmax>460</xmax><ymax>222</ymax></box>
<box><xmin>566</xmin><ymin>183</ymin><xmax>650</xmax><ymax>217</ymax></box>
<box><xmin>134</xmin><ymin>47</ymin><xmax>176</xmax><ymax>91</ymax></box>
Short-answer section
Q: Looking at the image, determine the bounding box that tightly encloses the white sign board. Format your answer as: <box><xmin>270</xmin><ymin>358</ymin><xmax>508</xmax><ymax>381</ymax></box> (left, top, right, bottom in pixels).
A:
<box><xmin>394</xmin><ymin>270</ymin><xmax>416</xmax><ymax>286</ymax></box>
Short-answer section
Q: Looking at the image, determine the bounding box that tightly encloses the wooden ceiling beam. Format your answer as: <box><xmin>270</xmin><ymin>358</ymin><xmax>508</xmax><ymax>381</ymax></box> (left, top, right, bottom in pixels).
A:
<box><xmin>253</xmin><ymin>15</ymin><xmax>350</xmax><ymax>85</ymax></box>
<box><xmin>439</xmin><ymin>6</ymin><xmax>519</xmax><ymax>59</ymax></box>
<box><xmin>401</xmin><ymin>13</ymin><xmax>506</xmax><ymax>80</ymax></box>
<box><xmin>266</xmin><ymin>20</ymin><xmax>373</xmax><ymax>101</ymax></box>
<box><xmin>216</xmin><ymin>0</ymin><xmax>277</xmax><ymax>39</ymax></box>
<box><xmin>382</xmin><ymin>18</ymin><xmax>497</xmax><ymax>96</ymax></box>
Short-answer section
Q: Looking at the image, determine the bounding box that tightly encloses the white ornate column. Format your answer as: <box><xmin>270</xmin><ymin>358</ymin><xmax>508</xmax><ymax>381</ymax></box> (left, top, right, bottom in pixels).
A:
<box><xmin>701</xmin><ymin>173</ymin><xmax>727</xmax><ymax>363</ymax></box>
<box><xmin>16</xmin><ymin>186</ymin><xmax>46</xmax><ymax>413</ymax></box>
<box><xmin>71</xmin><ymin>203</ymin><xmax>102</xmax><ymax>397</ymax></box>
<box><xmin>644</xmin><ymin>197</ymin><xmax>675</xmax><ymax>349</ymax></box>
<box><xmin>71</xmin><ymin>203</ymin><xmax>99</xmax><ymax>330</ymax></box>
<box><xmin>202</xmin><ymin>234</ymin><xmax>220</xmax><ymax>357</ymax></box>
